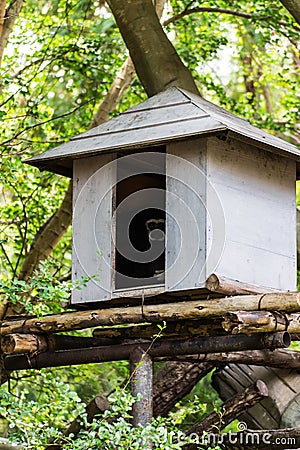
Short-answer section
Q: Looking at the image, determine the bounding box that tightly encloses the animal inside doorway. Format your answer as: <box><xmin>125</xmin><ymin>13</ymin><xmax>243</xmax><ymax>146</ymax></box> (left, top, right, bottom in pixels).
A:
<box><xmin>114</xmin><ymin>150</ymin><xmax>166</xmax><ymax>290</ymax></box>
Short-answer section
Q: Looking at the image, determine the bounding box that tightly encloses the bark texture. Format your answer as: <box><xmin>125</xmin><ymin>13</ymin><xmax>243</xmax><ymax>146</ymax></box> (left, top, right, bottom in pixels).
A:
<box><xmin>223</xmin><ymin>311</ymin><xmax>300</xmax><ymax>335</ymax></box>
<box><xmin>0</xmin><ymin>0</ymin><xmax>23</xmax><ymax>66</ymax></box>
<box><xmin>153</xmin><ymin>361</ymin><xmax>213</xmax><ymax>417</ymax></box>
<box><xmin>280</xmin><ymin>0</ymin><xmax>300</xmax><ymax>25</ymax></box>
<box><xmin>107</xmin><ymin>0</ymin><xmax>199</xmax><ymax>97</ymax></box>
<box><xmin>2</xmin><ymin>294</ymin><xmax>300</xmax><ymax>335</ymax></box>
<box><xmin>163</xmin><ymin>348</ymin><xmax>300</xmax><ymax>369</ymax></box>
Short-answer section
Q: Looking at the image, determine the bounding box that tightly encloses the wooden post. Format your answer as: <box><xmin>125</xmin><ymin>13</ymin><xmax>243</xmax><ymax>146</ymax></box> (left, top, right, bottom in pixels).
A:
<box><xmin>130</xmin><ymin>347</ymin><xmax>153</xmax><ymax>427</ymax></box>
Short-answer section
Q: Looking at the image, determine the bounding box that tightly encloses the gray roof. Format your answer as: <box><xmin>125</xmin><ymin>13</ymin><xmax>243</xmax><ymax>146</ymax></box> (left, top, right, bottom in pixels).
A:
<box><xmin>26</xmin><ymin>87</ymin><xmax>300</xmax><ymax>177</ymax></box>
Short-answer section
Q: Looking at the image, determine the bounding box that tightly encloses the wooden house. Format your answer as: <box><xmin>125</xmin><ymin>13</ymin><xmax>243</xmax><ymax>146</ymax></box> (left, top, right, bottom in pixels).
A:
<box><xmin>26</xmin><ymin>87</ymin><xmax>300</xmax><ymax>305</ymax></box>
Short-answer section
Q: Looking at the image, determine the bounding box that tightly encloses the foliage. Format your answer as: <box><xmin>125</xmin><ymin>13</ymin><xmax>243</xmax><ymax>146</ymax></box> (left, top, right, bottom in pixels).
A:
<box><xmin>0</xmin><ymin>260</ymin><xmax>71</xmax><ymax>315</ymax></box>
<box><xmin>0</xmin><ymin>369</ymin><xmax>84</xmax><ymax>447</ymax></box>
<box><xmin>0</xmin><ymin>381</ymin><xmax>219</xmax><ymax>449</ymax></box>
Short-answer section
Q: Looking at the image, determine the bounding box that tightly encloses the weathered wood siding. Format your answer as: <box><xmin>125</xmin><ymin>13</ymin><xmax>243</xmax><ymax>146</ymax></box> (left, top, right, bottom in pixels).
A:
<box><xmin>206</xmin><ymin>136</ymin><xmax>296</xmax><ymax>290</ymax></box>
<box><xmin>72</xmin><ymin>154</ymin><xmax>116</xmax><ymax>303</ymax></box>
<box><xmin>166</xmin><ymin>138</ymin><xmax>207</xmax><ymax>291</ymax></box>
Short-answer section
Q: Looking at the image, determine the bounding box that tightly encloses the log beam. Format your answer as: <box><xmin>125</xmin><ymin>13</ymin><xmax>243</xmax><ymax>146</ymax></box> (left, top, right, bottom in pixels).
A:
<box><xmin>4</xmin><ymin>332</ymin><xmax>290</xmax><ymax>371</ymax></box>
<box><xmin>187</xmin><ymin>380</ymin><xmax>269</xmax><ymax>436</ymax></box>
<box><xmin>205</xmin><ymin>274</ymin><xmax>282</xmax><ymax>295</ymax></box>
<box><xmin>2</xmin><ymin>293</ymin><xmax>300</xmax><ymax>335</ymax></box>
<box><xmin>93</xmin><ymin>320</ymin><xmax>224</xmax><ymax>341</ymax></box>
<box><xmin>223</xmin><ymin>311</ymin><xmax>300</xmax><ymax>335</ymax></box>
<box><xmin>157</xmin><ymin>348</ymin><xmax>300</xmax><ymax>369</ymax></box>
<box><xmin>1</xmin><ymin>333</ymin><xmax>118</xmax><ymax>355</ymax></box>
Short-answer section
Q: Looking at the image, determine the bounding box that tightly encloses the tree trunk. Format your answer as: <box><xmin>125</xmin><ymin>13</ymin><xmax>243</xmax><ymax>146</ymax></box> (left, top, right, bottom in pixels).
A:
<box><xmin>18</xmin><ymin>182</ymin><xmax>73</xmax><ymax>283</ymax></box>
<box><xmin>153</xmin><ymin>361</ymin><xmax>213</xmax><ymax>417</ymax></box>
<box><xmin>0</xmin><ymin>0</ymin><xmax>23</xmax><ymax>66</ymax></box>
<box><xmin>106</xmin><ymin>0</ymin><xmax>199</xmax><ymax>97</ymax></box>
<box><xmin>280</xmin><ymin>0</ymin><xmax>300</xmax><ymax>25</ymax></box>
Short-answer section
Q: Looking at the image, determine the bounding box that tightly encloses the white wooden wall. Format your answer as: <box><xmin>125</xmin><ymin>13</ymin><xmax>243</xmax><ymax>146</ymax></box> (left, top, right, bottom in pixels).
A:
<box><xmin>206</xmin><ymin>137</ymin><xmax>296</xmax><ymax>290</ymax></box>
<box><xmin>71</xmin><ymin>136</ymin><xmax>296</xmax><ymax>305</ymax></box>
<box><xmin>166</xmin><ymin>138</ymin><xmax>207</xmax><ymax>291</ymax></box>
<box><xmin>72</xmin><ymin>153</ymin><xmax>116</xmax><ymax>304</ymax></box>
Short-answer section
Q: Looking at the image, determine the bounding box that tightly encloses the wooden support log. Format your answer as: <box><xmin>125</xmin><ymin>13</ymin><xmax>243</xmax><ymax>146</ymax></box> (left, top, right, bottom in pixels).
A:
<box><xmin>156</xmin><ymin>348</ymin><xmax>300</xmax><ymax>369</ymax></box>
<box><xmin>223</xmin><ymin>310</ymin><xmax>300</xmax><ymax>335</ymax></box>
<box><xmin>3</xmin><ymin>332</ymin><xmax>290</xmax><ymax>371</ymax></box>
<box><xmin>130</xmin><ymin>347</ymin><xmax>153</xmax><ymax>427</ymax></box>
<box><xmin>1</xmin><ymin>334</ymin><xmax>48</xmax><ymax>354</ymax></box>
<box><xmin>1</xmin><ymin>334</ymin><xmax>119</xmax><ymax>355</ymax></box>
<box><xmin>187</xmin><ymin>380</ymin><xmax>269</xmax><ymax>436</ymax></box>
<box><xmin>206</xmin><ymin>274</ymin><xmax>282</xmax><ymax>295</ymax></box>
<box><xmin>64</xmin><ymin>395</ymin><xmax>109</xmax><ymax>438</ymax></box>
<box><xmin>4</xmin><ymin>325</ymin><xmax>297</xmax><ymax>356</ymax></box>
<box><xmin>93</xmin><ymin>320</ymin><xmax>225</xmax><ymax>341</ymax></box>
<box><xmin>2</xmin><ymin>293</ymin><xmax>300</xmax><ymax>335</ymax></box>
<box><xmin>184</xmin><ymin>428</ymin><xmax>300</xmax><ymax>450</ymax></box>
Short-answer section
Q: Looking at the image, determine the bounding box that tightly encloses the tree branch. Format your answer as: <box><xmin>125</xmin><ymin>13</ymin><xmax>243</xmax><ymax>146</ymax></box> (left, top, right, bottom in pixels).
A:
<box><xmin>163</xmin><ymin>6</ymin><xmax>300</xmax><ymax>32</ymax></box>
<box><xmin>279</xmin><ymin>0</ymin><xmax>300</xmax><ymax>26</ymax></box>
<box><xmin>107</xmin><ymin>0</ymin><xmax>199</xmax><ymax>97</ymax></box>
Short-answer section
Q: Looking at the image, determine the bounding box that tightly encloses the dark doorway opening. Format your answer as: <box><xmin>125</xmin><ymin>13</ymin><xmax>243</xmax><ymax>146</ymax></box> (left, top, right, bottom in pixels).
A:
<box><xmin>114</xmin><ymin>150</ymin><xmax>166</xmax><ymax>290</ymax></box>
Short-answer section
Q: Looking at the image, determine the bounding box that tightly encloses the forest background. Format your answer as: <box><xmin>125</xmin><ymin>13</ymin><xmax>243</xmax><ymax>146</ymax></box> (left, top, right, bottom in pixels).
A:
<box><xmin>0</xmin><ymin>0</ymin><xmax>299</xmax><ymax>448</ymax></box>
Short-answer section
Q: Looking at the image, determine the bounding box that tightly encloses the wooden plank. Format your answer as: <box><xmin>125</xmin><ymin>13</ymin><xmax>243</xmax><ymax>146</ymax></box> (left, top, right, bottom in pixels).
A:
<box><xmin>183</xmin><ymin>88</ymin><xmax>300</xmax><ymax>158</ymax></box>
<box><xmin>73</xmin><ymin>103</ymin><xmax>209</xmax><ymax>139</ymax></box>
<box><xmin>28</xmin><ymin>117</ymin><xmax>225</xmax><ymax>167</ymax></box>
<box><xmin>166</xmin><ymin>138</ymin><xmax>207</xmax><ymax>291</ymax></box>
<box><xmin>72</xmin><ymin>153</ymin><xmax>116</xmax><ymax>303</ymax></box>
